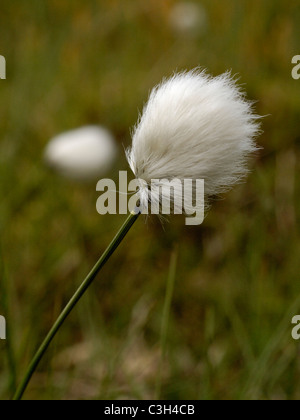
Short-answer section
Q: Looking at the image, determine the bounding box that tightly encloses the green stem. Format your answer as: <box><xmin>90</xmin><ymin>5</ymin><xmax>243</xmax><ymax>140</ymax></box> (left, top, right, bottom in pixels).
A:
<box><xmin>13</xmin><ymin>210</ymin><xmax>140</xmax><ymax>400</ymax></box>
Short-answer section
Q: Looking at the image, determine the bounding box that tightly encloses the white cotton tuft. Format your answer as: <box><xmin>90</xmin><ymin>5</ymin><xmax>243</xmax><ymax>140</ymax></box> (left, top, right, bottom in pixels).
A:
<box><xmin>44</xmin><ymin>126</ymin><xmax>117</xmax><ymax>181</ymax></box>
<box><xmin>126</xmin><ymin>69</ymin><xmax>261</xmax><ymax>214</ymax></box>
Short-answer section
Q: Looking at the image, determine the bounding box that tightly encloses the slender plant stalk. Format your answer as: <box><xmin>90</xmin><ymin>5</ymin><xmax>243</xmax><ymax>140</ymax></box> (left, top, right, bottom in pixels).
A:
<box><xmin>13</xmin><ymin>210</ymin><xmax>140</xmax><ymax>401</ymax></box>
<box><xmin>156</xmin><ymin>246</ymin><xmax>178</xmax><ymax>399</ymax></box>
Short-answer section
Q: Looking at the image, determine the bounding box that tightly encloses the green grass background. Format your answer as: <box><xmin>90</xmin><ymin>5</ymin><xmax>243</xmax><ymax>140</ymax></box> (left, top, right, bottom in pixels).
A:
<box><xmin>0</xmin><ymin>0</ymin><xmax>300</xmax><ymax>400</ymax></box>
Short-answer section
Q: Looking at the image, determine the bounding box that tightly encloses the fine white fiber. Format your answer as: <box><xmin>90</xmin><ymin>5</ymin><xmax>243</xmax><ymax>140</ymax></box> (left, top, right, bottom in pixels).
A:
<box><xmin>126</xmin><ymin>69</ymin><xmax>261</xmax><ymax>215</ymax></box>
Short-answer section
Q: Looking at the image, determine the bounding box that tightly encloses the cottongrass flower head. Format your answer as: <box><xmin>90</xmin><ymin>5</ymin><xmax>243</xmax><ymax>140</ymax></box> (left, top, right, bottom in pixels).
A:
<box><xmin>44</xmin><ymin>125</ymin><xmax>117</xmax><ymax>181</ymax></box>
<box><xmin>126</xmin><ymin>69</ymin><xmax>261</xmax><ymax>215</ymax></box>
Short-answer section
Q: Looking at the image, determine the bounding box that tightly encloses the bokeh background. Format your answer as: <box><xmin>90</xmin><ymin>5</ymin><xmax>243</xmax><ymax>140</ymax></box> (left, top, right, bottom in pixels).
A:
<box><xmin>0</xmin><ymin>0</ymin><xmax>300</xmax><ymax>400</ymax></box>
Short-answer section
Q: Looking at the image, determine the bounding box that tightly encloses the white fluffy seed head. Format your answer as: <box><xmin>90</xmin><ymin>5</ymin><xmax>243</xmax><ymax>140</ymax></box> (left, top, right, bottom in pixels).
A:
<box><xmin>44</xmin><ymin>125</ymin><xmax>117</xmax><ymax>181</ymax></box>
<box><xmin>126</xmin><ymin>69</ymin><xmax>261</xmax><ymax>212</ymax></box>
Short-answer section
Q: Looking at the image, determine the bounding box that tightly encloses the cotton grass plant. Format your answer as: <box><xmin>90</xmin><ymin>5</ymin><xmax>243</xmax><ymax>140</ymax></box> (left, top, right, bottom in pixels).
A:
<box><xmin>44</xmin><ymin>125</ymin><xmax>117</xmax><ymax>181</ymax></box>
<box><xmin>13</xmin><ymin>68</ymin><xmax>260</xmax><ymax>400</ymax></box>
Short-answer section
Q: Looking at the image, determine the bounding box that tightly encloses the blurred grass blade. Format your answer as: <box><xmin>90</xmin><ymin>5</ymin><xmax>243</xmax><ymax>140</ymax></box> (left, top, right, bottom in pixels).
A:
<box><xmin>156</xmin><ymin>245</ymin><xmax>178</xmax><ymax>399</ymax></box>
<box><xmin>243</xmin><ymin>292</ymin><xmax>300</xmax><ymax>399</ymax></box>
<box><xmin>13</xmin><ymin>210</ymin><xmax>140</xmax><ymax>401</ymax></box>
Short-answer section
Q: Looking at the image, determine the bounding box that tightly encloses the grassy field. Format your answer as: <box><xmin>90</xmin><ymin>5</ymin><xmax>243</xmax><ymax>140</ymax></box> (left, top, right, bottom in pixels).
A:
<box><xmin>0</xmin><ymin>0</ymin><xmax>300</xmax><ymax>400</ymax></box>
